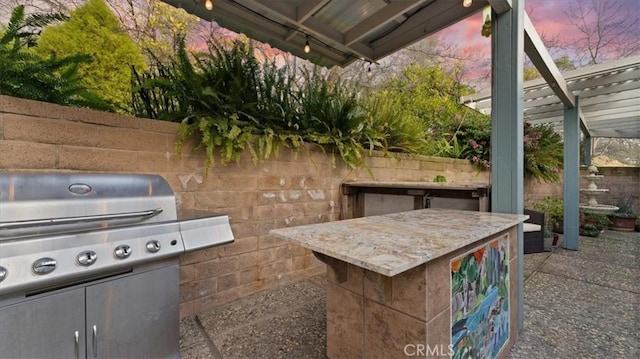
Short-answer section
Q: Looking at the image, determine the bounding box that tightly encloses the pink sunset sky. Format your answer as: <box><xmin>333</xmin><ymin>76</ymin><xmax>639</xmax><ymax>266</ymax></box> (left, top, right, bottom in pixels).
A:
<box><xmin>192</xmin><ymin>0</ymin><xmax>638</xmax><ymax>90</ymax></box>
<box><xmin>432</xmin><ymin>0</ymin><xmax>639</xmax><ymax>88</ymax></box>
<box><xmin>438</xmin><ymin>0</ymin><xmax>590</xmax><ymax>57</ymax></box>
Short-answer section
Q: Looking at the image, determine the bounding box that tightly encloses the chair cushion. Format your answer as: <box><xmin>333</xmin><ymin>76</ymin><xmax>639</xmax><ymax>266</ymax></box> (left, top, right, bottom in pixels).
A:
<box><xmin>523</xmin><ymin>223</ymin><xmax>542</xmax><ymax>233</ymax></box>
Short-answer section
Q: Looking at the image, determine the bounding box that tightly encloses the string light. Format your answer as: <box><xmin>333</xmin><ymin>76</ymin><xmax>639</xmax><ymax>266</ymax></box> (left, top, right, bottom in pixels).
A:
<box><xmin>205</xmin><ymin>0</ymin><xmax>213</xmax><ymax>10</ymax></box>
<box><xmin>462</xmin><ymin>0</ymin><xmax>472</xmax><ymax>7</ymax></box>
<box><xmin>304</xmin><ymin>36</ymin><xmax>310</xmax><ymax>53</ymax></box>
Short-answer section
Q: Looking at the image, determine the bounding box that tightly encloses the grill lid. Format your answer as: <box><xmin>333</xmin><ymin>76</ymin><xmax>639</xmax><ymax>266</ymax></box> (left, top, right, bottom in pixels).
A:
<box><xmin>0</xmin><ymin>172</ymin><xmax>234</xmax><ymax>295</ymax></box>
<box><xmin>0</xmin><ymin>173</ymin><xmax>177</xmax><ymax>238</ymax></box>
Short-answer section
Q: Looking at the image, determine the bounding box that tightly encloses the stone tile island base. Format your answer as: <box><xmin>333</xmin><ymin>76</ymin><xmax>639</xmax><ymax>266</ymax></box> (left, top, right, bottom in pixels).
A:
<box><xmin>316</xmin><ymin>227</ymin><xmax>518</xmax><ymax>359</ymax></box>
<box><xmin>270</xmin><ymin>209</ymin><xmax>526</xmax><ymax>359</ymax></box>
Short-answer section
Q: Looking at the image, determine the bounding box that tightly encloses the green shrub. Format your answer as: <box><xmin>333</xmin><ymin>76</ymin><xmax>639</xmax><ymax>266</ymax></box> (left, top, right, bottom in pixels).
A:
<box><xmin>582</xmin><ymin>213</ymin><xmax>611</xmax><ymax>230</ymax></box>
<box><xmin>579</xmin><ymin>224</ymin><xmax>601</xmax><ymax>237</ymax></box>
<box><xmin>532</xmin><ymin>195</ymin><xmax>564</xmax><ymax>230</ymax></box>
<box><xmin>0</xmin><ymin>5</ymin><xmax>111</xmax><ymax>110</ymax></box>
<box><xmin>34</xmin><ymin>0</ymin><xmax>146</xmax><ymax>113</ymax></box>
<box><xmin>361</xmin><ymin>93</ymin><xmax>431</xmax><ymax>155</ymax></box>
<box><xmin>612</xmin><ymin>198</ymin><xmax>638</xmax><ymax>219</ymax></box>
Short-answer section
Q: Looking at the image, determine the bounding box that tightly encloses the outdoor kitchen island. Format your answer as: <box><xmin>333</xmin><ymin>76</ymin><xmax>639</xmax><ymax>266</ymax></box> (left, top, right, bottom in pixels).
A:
<box><xmin>270</xmin><ymin>209</ymin><xmax>527</xmax><ymax>359</ymax></box>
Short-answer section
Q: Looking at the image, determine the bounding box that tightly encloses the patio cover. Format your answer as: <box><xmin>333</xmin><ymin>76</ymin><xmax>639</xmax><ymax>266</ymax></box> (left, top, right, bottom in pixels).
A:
<box><xmin>162</xmin><ymin>0</ymin><xmax>491</xmax><ymax>67</ymax></box>
<box><xmin>462</xmin><ymin>55</ymin><xmax>640</xmax><ymax>139</ymax></box>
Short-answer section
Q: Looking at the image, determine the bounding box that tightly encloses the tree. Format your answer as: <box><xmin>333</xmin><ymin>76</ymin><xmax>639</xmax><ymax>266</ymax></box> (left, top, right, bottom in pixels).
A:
<box><xmin>380</xmin><ymin>63</ymin><xmax>479</xmax><ymax>135</ymax></box>
<box><xmin>565</xmin><ymin>0</ymin><xmax>640</xmax><ymax>65</ymax></box>
<box><xmin>524</xmin><ymin>55</ymin><xmax>576</xmax><ymax>81</ymax></box>
<box><xmin>0</xmin><ymin>5</ymin><xmax>110</xmax><ymax>110</ymax></box>
<box><xmin>34</xmin><ymin>0</ymin><xmax>146</xmax><ymax>112</ymax></box>
<box><xmin>0</xmin><ymin>0</ymin><xmax>79</xmax><ymax>20</ymax></box>
<box><xmin>108</xmin><ymin>0</ymin><xmax>200</xmax><ymax>63</ymax></box>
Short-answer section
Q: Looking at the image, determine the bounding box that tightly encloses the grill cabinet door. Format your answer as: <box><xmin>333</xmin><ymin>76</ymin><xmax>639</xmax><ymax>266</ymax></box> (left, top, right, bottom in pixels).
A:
<box><xmin>85</xmin><ymin>263</ymin><xmax>179</xmax><ymax>358</ymax></box>
<box><xmin>0</xmin><ymin>288</ymin><xmax>86</xmax><ymax>358</ymax></box>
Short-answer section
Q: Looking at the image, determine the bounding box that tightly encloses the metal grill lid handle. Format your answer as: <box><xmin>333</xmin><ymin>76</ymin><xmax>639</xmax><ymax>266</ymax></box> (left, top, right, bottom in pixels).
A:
<box><xmin>0</xmin><ymin>208</ymin><xmax>163</xmax><ymax>230</ymax></box>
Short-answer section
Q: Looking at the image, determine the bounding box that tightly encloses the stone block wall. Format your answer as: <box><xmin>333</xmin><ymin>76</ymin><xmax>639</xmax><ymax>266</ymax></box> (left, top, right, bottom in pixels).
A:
<box><xmin>0</xmin><ymin>95</ymin><xmax>489</xmax><ymax>317</ymax></box>
<box><xmin>524</xmin><ymin>167</ymin><xmax>639</xmax><ymax>215</ymax></box>
<box><xmin>582</xmin><ymin>167</ymin><xmax>640</xmax><ymax>214</ymax></box>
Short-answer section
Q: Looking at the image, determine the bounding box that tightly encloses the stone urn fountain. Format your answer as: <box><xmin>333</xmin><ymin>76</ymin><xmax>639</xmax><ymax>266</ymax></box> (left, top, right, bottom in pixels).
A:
<box><xmin>579</xmin><ymin>165</ymin><xmax>618</xmax><ymax>215</ymax></box>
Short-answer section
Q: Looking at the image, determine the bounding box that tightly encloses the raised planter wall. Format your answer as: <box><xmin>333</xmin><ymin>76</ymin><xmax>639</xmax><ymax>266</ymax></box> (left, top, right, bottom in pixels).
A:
<box><xmin>0</xmin><ymin>95</ymin><xmax>489</xmax><ymax>317</ymax></box>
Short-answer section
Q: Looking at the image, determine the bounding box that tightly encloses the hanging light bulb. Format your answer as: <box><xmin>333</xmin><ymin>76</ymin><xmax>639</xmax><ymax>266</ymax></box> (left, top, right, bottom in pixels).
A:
<box><xmin>205</xmin><ymin>0</ymin><xmax>213</xmax><ymax>10</ymax></box>
<box><xmin>367</xmin><ymin>62</ymin><xmax>372</xmax><ymax>78</ymax></box>
<box><xmin>304</xmin><ymin>36</ymin><xmax>310</xmax><ymax>53</ymax></box>
<box><xmin>462</xmin><ymin>0</ymin><xmax>472</xmax><ymax>7</ymax></box>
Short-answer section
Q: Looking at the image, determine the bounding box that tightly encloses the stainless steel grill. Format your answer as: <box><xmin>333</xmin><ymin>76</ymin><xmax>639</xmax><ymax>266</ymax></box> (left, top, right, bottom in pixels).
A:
<box><xmin>0</xmin><ymin>173</ymin><xmax>233</xmax><ymax>358</ymax></box>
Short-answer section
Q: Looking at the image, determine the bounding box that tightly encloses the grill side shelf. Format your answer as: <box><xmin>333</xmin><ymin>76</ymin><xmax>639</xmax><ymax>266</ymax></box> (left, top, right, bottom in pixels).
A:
<box><xmin>179</xmin><ymin>215</ymin><xmax>234</xmax><ymax>252</ymax></box>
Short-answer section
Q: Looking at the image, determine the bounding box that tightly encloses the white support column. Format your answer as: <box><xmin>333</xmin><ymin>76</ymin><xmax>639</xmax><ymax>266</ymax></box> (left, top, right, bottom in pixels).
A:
<box><xmin>491</xmin><ymin>0</ymin><xmax>525</xmax><ymax>330</ymax></box>
<box><xmin>563</xmin><ymin>96</ymin><xmax>581</xmax><ymax>250</ymax></box>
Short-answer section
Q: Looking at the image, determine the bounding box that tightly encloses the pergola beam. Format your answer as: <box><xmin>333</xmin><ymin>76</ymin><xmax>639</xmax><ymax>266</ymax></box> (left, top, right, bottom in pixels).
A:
<box><xmin>488</xmin><ymin>0</ymin><xmax>512</xmax><ymax>14</ymax></box>
<box><xmin>284</xmin><ymin>0</ymin><xmax>332</xmax><ymax>40</ymax></box>
<box><xmin>590</xmin><ymin>129</ymin><xmax>640</xmax><ymax>138</ymax></box>
<box><xmin>578</xmin><ymin>108</ymin><xmax>589</xmax><ymax>135</ymax></box>
<box><xmin>523</xmin><ymin>13</ymin><xmax>574</xmax><ymax>108</ymax></box>
<box><xmin>371</xmin><ymin>0</ymin><xmax>486</xmax><ymax>59</ymax></box>
<box><xmin>296</xmin><ymin>0</ymin><xmax>331</xmax><ymax>22</ymax></box>
<box><xmin>344</xmin><ymin>0</ymin><xmax>426</xmax><ymax>46</ymax></box>
<box><xmin>235</xmin><ymin>0</ymin><xmax>375</xmax><ymax>61</ymax></box>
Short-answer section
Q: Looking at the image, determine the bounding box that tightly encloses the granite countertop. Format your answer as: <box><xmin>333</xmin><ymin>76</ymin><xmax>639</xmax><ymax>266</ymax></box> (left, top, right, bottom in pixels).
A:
<box><xmin>270</xmin><ymin>209</ymin><xmax>527</xmax><ymax>277</ymax></box>
<box><xmin>342</xmin><ymin>181</ymin><xmax>490</xmax><ymax>190</ymax></box>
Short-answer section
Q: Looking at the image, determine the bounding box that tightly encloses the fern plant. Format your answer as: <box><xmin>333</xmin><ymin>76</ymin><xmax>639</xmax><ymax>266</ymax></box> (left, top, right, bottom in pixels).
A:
<box><xmin>0</xmin><ymin>5</ymin><xmax>111</xmax><ymax>110</ymax></box>
<box><xmin>134</xmin><ymin>38</ymin><xmax>393</xmax><ymax>171</ymax></box>
<box><xmin>523</xmin><ymin>122</ymin><xmax>563</xmax><ymax>182</ymax></box>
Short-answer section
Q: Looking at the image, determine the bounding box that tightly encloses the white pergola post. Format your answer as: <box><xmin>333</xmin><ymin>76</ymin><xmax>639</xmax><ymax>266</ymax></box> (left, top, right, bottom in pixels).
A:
<box><xmin>491</xmin><ymin>0</ymin><xmax>525</xmax><ymax>330</ymax></box>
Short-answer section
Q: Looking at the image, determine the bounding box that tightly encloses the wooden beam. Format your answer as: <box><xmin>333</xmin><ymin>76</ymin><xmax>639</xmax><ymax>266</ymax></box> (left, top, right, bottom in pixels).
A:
<box><xmin>237</xmin><ymin>0</ymin><xmax>374</xmax><ymax>60</ymax></box>
<box><xmin>344</xmin><ymin>0</ymin><xmax>426</xmax><ymax>46</ymax></box>
<box><xmin>523</xmin><ymin>13</ymin><xmax>574</xmax><ymax>108</ymax></box>
<box><xmin>488</xmin><ymin>0</ymin><xmax>512</xmax><ymax>14</ymax></box>
<box><xmin>371</xmin><ymin>0</ymin><xmax>485</xmax><ymax>58</ymax></box>
<box><xmin>296</xmin><ymin>0</ymin><xmax>331</xmax><ymax>22</ymax></box>
<box><xmin>285</xmin><ymin>0</ymin><xmax>332</xmax><ymax>40</ymax></box>
<box><xmin>578</xmin><ymin>108</ymin><xmax>590</xmax><ymax>136</ymax></box>
<box><xmin>589</xmin><ymin>129</ymin><xmax>640</xmax><ymax>138</ymax></box>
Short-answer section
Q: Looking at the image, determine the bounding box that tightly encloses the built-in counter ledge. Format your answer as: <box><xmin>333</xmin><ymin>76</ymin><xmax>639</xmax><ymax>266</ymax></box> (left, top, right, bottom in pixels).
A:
<box><xmin>342</xmin><ymin>180</ymin><xmax>490</xmax><ymax>191</ymax></box>
<box><xmin>270</xmin><ymin>208</ymin><xmax>528</xmax><ymax>277</ymax></box>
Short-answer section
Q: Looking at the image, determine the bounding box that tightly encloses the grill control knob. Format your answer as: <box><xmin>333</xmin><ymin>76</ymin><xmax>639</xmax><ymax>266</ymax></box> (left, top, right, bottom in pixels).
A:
<box><xmin>32</xmin><ymin>257</ymin><xmax>57</xmax><ymax>275</ymax></box>
<box><xmin>114</xmin><ymin>245</ymin><xmax>132</xmax><ymax>259</ymax></box>
<box><xmin>146</xmin><ymin>240</ymin><xmax>161</xmax><ymax>253</ymax></box>
<box><xmin>0</xmin><ymin>266</ymin><xmax>7</xmax><ymax>283</ymax></box>
<box><xmin>77</xmin><ymin>250</ymin><xmax>98</xmax><ymax>266</ymax></box>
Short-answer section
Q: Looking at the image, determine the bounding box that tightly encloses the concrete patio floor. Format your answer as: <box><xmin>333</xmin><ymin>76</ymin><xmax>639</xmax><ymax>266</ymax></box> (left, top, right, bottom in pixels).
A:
<box><xmin>180</xmin><ymin>229</ymin><xmax>639</xmax><ymax>358</ymax></box>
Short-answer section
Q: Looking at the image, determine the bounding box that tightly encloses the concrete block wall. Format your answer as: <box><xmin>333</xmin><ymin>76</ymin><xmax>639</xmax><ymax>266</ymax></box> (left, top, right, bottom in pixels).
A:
<box><xmin>0</xmin><ymin>95</ymin><xmax>489</xmax><ymax>317</ymax></box>
<box><xmin>581</xmin><ymin>167</ymin><xmax>640</xmax><ymax>214</ymax></box>
<box><xmin>524</xmin><ymin>167</ymin><xmax>639</xmax><ymax>215</ymax></box>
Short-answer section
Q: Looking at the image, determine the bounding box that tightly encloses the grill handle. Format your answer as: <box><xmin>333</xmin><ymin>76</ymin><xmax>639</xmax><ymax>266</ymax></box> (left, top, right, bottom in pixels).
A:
<box><xmin>92</xmin><ymin>325</ymin><xmax>98</xmax><ymax>358</ymax></box>
<box><xmin>0</xmin><ymin>208</ymin><xmax>163</xmax><ymax>230</ymax></box>
<box><xmin>74</xmin><ymin>330</ymin><xmax>80</xmax><ymax>359</ymax></box>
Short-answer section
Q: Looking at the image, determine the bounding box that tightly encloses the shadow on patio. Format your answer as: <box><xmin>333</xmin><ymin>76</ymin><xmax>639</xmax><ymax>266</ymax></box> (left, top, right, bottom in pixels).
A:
<box><xmin>180</xmin><ymin>230</ymin><xmax>639</xmax><ymax>359</ymax></box>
